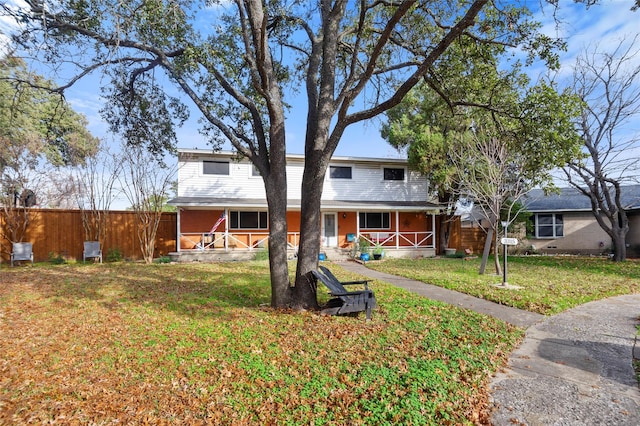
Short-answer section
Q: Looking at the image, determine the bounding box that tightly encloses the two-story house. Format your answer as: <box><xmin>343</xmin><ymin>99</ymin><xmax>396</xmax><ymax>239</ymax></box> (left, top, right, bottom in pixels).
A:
<box><xmin>168</xmin><ymin>149</ymin><xmax>439</xmax><ymax>261</ymax></box>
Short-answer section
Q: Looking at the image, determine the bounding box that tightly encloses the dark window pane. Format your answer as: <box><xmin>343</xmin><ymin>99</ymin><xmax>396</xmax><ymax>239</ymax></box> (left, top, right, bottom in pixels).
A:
<box><xmin>538</xmin><ymin>226</ymin><xmax>553</xmax><ymax>237</ymax></box>
<box><xmin>555</xmin><ymin>225</ymin><xmax>564</xmax><ymax>237</ymax></box>
<box><xmin>330</xmin><ymin>166</ymin><xmax>352</xmax><ymax>179</ymax></box>
<box><xmin>203</xmin><ymin>161</ymin><xmax>229</xmax><ymax>175</ymax></box>
<box><xmin>383</xmin><ymin>168</ymin><xmax>404</xmax><ymax>181</ymax></box>
<box><xmin>240</xmin><ymin>212</ymin><xmax>259</xmax><ymax>228</ymax></box>
<box><xmin>537</xmin><ymin>214</ymin><xmax>553</xmax><ymax>225</ymax></box>
<box><xmin>229</xmin><ymin>211</ymin><xmax>268</xmax><ymax>229</ymax></box>
<box><xmin>367</xmin><ymin>213</ymin><xmax>383</xmax><ymax>228</ymax></box>
<box><xmin>359</xmin><ymin>212</ymin><xmax>390</xmax><ymax>229</ymax></box>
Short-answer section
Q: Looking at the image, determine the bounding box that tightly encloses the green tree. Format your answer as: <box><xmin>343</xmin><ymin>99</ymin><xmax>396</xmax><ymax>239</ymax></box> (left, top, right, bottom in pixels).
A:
<box><xmin>0</xmin><ymin>55</ymin><xmax>99</xmax><ymax>245</ymax></box>
<box><xmin>381</xmin><ymin>86</ymin><xmax>464</xmax><ymax>254</ymax></box>
<box><xmin>451</xmin><ymin>81</ymin><xmax>583</xmax><ymax>275</ymax></box>
<box><xmin>0</xmin><ymin>56</ymin><xmax>99</xmax><ymax>171</ymax></box>
<box><xmin>382</xmin><ymin>35</ymin><xmax>583</xmax><ymax>267</ymax></box>
<box><xmin>4</xmin><ymin>0</ymin><xmax>603</xmax><ymax>308</ymax></box>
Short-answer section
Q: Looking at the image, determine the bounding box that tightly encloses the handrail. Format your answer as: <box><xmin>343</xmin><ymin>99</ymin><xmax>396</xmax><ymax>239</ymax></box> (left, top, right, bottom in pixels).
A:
<box><xmin>179</xmin><ymin>231</ymin><xmax>300</xmax><ymax>252</ymax></box>
<box><xmin>360</xmin><ymin>231</ymin><xmax>435</xmax><ymax>249</ymax></box>
<box><xmin>179</xmin><ymin>230</ymin><xmax>434</xmax><ymax>251</ymax></box>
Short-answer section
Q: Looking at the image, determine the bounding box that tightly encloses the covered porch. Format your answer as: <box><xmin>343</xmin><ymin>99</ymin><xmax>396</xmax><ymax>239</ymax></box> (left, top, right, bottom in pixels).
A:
<box><xmin>168</xmin><ymin>197</ymin><xmax>440</xmax><ymax>262</ymax></box>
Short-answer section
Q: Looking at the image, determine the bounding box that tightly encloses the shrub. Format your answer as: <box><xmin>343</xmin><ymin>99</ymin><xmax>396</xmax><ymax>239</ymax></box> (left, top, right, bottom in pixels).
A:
<box><xmin>106</xmin><ymin>247</ymin><xmax>123</xmax><ymax>262</ymax></box>
<box><xmin>48</xmin><ymin>252</ymin><xmax>66</xmax><ymax>264</ymax></box>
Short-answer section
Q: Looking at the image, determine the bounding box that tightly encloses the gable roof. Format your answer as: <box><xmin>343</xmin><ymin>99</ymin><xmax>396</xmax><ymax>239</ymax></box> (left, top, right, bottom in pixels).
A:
<box><xmin>523</xmin><ymin>185</ymin><xmax>640</xmax><ymax>212</ymax></box>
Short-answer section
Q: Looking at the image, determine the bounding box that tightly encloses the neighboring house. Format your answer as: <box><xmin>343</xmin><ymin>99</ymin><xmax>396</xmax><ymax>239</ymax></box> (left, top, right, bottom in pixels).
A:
<box><xmin>522</xmin><ymin>186</ymin><xmax>640</xmax><ymax>256</ymax></box>
<box><xmin>168</xmin><ymin>149</ymin><xmax>440</xmax><ymax>261</ymax></box>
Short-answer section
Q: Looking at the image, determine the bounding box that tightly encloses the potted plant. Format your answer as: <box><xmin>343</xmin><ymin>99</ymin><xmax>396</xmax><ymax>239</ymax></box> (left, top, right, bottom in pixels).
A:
<box><xmin>372</xmin><ymin>243</ymin><xmax>384</xmax><ymax>260</ymax></box>
<box><xmin>358</xmin><ymin>237</ymin><xmax>371</xmax><ymax>261</ymax></box>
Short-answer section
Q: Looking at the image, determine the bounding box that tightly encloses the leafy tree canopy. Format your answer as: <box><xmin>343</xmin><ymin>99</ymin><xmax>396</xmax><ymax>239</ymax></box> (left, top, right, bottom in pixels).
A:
<box><xmin>0</xmin><ymin>56</ymin><xmax>100</xmax><ymax>170</ymax></box>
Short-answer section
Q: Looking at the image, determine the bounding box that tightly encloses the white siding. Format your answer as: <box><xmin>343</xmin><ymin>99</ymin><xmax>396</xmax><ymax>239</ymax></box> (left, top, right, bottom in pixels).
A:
<box><xmin>322</xmin><ymin>163</ymin><xmax>428</xmax><ymax>202</ymax></box>
<box><xmin>177</xmin><ymin>151</ymin><xmax>429</xmax><ymax>203</ymax></box>
<box><xmin>178</xmin><ymin>155</ymin><xmax>266</xmax><ymax>198</ymax></box>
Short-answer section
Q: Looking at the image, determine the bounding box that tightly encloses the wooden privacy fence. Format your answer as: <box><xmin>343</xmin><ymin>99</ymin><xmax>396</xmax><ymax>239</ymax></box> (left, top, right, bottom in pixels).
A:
<box><xmin>446</xmin><ymin>218</ymin><xmax>491</xmax><ymax>255</ymax></box>
<box><xmin>1</xmin><ymin>208</ymin><xmax>177</xmax><ymax>264</ymax></box>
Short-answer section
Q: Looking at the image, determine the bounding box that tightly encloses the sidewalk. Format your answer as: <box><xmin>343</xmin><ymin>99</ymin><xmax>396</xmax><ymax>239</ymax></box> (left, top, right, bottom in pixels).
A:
<box><xmin>337</xmin><ymin>262</ymin><xmax>640</xmax><ymax>425</ymax></box>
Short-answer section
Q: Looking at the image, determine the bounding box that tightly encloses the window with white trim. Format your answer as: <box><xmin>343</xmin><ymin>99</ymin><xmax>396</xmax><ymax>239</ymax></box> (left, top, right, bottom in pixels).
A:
<box><xmin>329</xmin><ymin>165</ymin><xmax>352</xmax><ymax>179</ymax></box>
<box><xmin>359</xmin><ymin>212</ymin><xmax>390</xmax><ymax>229</ymax></box>
<box><xmin>203</xmin><ymin>160</ymin><xmax>230</xmax><ymax>175</ymax></box>
<box><xmin>534</xmin><ymin>213</ymin><xmax>563</xmax><ymax>238</ymax></box>
<box><xmin>383</xmin><ymin>167</ymin><xmax>405</xmax><ymax>181</ymax></box>
<box><xmin>230</xmin><ymin>211</ymin><xmax>268</xmax><ymax>229</ymax></box>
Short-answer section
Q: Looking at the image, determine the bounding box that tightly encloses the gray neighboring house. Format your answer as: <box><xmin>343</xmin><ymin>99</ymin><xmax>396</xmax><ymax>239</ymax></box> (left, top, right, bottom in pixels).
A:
<box><xmin>522</xmin><ymin>185</ymin><xmax>640</xmax><ymax>257</ymax></box>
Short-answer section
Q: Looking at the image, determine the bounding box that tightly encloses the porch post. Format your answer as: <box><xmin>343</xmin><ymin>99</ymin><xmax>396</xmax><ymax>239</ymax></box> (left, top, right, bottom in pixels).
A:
<box><xmin>431</xmin><ymin>212</ymin><xmax>436</xmax><ymax>249</ymax></box>
<box><xmin>356</xmin><ymin>211</ymin><xmax>360</xmax><ymax>237</ymax></box>
<box><xmin>395</xmin><ymin>210</ymin><xmax>400</xmax><ymax>249</ymax></box>
<box><xmin>176</xmin><ymin>208</ymin><xmax>181</xmax><ymax>252</ymax></box>
<box><xmin>224</xmin><ymin>208</ymin><xmax>229</xmax><ymax>252</ymax></box>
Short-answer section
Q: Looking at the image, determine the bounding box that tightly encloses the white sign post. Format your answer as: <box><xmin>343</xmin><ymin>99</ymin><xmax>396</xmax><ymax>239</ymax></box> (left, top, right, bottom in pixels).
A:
<box><xmin>500</xmin><ymin>222</ymin><xmax>518</xmax><ymax>287</ymax></box>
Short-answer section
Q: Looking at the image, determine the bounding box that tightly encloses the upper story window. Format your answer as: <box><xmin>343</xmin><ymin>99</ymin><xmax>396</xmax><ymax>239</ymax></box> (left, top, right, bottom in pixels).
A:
<box><xmin>359</xmin><ymin>212</ymin><xmax>390</xmax><ymax>229</ymax></box>
<box><xmin>230</xmin><ymin>211</ymin><xmax>268</xmax><ymax>229</ymax></box>
<box><xmin>534</xmin><ymin>213</ymin><xmax>563</xmax><ymax>238</ymax></box>
<box><xmin>329</xmin><ymin>165</ymin><xmax>352</xmax><ymax>179</ymax></box>
<box><xmin>203</xmin><ymin>160</ymin><xmax>230</xmax><ymax>175</ymax></box>
<box><xmin>251</xmin><ymin>164</ymin><xmax>261</xmax><ymax>177</ymax></box>
<box><xmin>383</xmin><ymin>167</ymin><xmax>405</xmax><ymax>181</ymax></box>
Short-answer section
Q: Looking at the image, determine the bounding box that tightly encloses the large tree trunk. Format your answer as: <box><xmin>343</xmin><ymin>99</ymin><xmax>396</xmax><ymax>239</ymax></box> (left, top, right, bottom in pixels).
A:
<box><xmin>479</xmin><ymin>227</ymin><xmax>493</xmax><ymax>275</ymax></box>
<box><xmin>611</xmin><ymin>228</ymin><xmax>628</xmax><ymax>261</ymax></box>
<box><xmin>264</xmin><ymin>163</ymin><xmax>292</xmax><ymax>309</ymax></box>
<box><xmin>493</xmin><ymin>230</ymin><xmax>502</xmax><ymax>276</ymax></box>
<box><xmin>291</xmin><ymin>150</ymin><xmax>326</xmax><ymax>310</ymax></box>
<box><xmin>437</xmin><ymin>193</ymin><xmax>455</xmax><ymax>254</ymax></box>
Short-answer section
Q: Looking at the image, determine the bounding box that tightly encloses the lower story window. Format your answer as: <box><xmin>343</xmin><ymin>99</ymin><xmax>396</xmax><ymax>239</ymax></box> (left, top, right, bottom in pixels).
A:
<box><xmin>359</xmin><ymin>212</ymin><xmax>390</xmax><ymax>229</ymax></box>
<box><xmin>230</xmin><ymin>211</ymin><xmax>268</xmax><ymax>229</ymax></box>
<box><xmin>535</xmin><ymin>213</ymin><xmax>563</xmax><ymax>238</ymax></box>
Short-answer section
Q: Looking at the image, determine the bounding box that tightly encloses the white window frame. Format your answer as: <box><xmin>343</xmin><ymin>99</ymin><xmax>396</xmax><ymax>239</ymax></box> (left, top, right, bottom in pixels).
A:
<box><xmin>202</xmin><ymin>160</ymin><xmax>230</xmax><ymax>176</ymax></box>
<box><xmin>382</xmin><ymin>166</ymin><xmax>406</xmax><ymax>182</ymax></box>
<box><xmin>328</xmin><ymin>164</ymin><xmax>353</xmax><ymax>180</ymax></box>
<box><xmin>229</xmin><ymin>211</ymin><xmax>268</xmax><ymax>230</ymax></box>
<box><xmin>534</xmin><ymin>213</ymin><xmax>564</xmax><ymax>238</ymax></box>
<box><xmin>359</xmin><ymin>212</ymin><xmax>391</xmax><ymax>230</ymax></box>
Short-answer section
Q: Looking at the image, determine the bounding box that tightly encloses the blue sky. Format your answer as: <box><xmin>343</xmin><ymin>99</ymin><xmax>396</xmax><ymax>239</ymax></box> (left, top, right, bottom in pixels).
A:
<box><xmin>2</xmin><ymin>0</ymin><xmax>638</xmax><ymax>161</ymax></box>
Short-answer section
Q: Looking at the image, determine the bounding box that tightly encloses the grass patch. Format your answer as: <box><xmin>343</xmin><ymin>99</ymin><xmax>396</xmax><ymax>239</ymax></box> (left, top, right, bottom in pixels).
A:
<box><xmin>368</xmin><ymin>256</ymin><xmax>640</xmax><ymax>315</ymax></box>
<box><xmin>0</xmin><ymin>262</ymin><xmax>521</xmax><ymax>424</ymax></box>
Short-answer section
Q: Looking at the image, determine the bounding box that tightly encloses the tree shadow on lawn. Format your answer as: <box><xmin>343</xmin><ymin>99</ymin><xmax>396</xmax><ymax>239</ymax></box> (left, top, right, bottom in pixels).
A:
<box><xmin>0</xmin><ymin>263</ymin><xmax>274</xmax><ymax>319</ymax></box>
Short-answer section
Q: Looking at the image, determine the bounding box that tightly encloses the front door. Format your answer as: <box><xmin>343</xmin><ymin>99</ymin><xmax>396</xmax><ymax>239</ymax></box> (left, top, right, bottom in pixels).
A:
<box><xmin>322</xmin><ymin>213</ymin><xmax>338</xmax><ymax>247</ymax></box>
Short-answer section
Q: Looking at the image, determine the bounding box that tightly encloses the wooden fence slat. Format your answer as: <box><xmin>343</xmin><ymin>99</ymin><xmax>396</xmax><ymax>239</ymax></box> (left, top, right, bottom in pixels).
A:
<box><xmin>1</xmin><ymin>209</ymin><xmax>177</xmax><ymax>263</ymax></box>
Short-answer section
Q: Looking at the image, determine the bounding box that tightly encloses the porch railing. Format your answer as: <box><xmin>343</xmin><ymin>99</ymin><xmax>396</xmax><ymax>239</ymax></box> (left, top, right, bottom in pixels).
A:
<box><xmin>178</xmin><ymin>230</ymin><xmax>433</xmax><ymax>252</ymax></box>
<box><xmin>358</xmin><ymin>231</ymin><xmax>435</xmax><ymax>249</ymax></box>
<box><xmin>179</xmin><ymin>231</ymin><xmax>300</xmax><ymax>252</ymax></box>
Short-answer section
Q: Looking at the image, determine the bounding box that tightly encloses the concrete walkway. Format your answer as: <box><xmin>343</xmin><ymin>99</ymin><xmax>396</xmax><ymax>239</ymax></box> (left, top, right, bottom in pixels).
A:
<box><xmin>336</xmin><ymin>261</ymin><xmax>640</xmax><ymax>425</ymax></box>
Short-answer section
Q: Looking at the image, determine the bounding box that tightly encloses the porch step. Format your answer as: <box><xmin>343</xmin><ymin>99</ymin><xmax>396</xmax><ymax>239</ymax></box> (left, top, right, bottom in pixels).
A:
<box><xmin>319</xmin><ymin>247</ymin><xmax>354</xmax><ymax>262</ymax></box>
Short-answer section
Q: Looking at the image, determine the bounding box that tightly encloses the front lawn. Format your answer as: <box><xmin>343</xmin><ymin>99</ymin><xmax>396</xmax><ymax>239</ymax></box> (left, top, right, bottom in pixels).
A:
<box><xmin>0</xmin><ymin>262</ymin><xmax>520</xmax><ymax>425</ymax></box>
<box><xmin>367</xmin><ymin>255</ymin><xmax>640</xmax><ymax>315</ymax></box>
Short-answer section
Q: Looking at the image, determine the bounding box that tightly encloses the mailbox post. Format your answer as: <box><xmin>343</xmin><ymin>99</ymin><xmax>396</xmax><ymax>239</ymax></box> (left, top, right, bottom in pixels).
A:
<box><xmin>500</xmin><ymin>223</ymin><xmax>519</xmax><ymax>287</ymax></box>
<box><xmin>501</xmin><ymin>222</ymin><xmax>508</xmax><ymax>286</ymax></box>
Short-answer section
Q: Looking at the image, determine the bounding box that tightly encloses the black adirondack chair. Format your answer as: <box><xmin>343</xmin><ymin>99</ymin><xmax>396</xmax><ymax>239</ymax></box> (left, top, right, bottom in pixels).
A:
<box><xmin>312</xmin><ymin>266</ymin><xmax>377</xmax><ymax>320</ymax></box>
